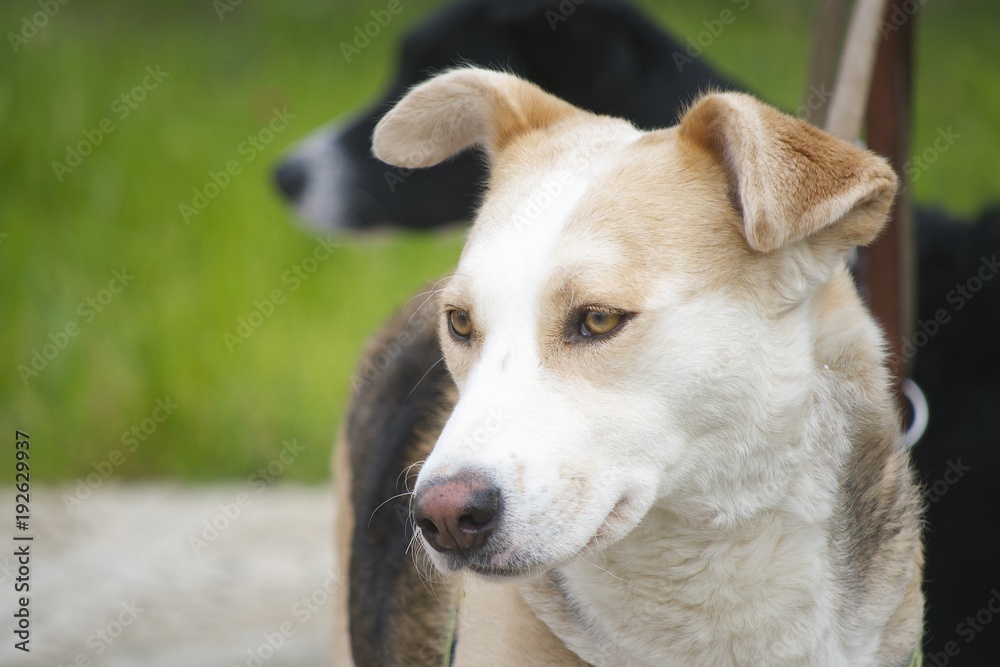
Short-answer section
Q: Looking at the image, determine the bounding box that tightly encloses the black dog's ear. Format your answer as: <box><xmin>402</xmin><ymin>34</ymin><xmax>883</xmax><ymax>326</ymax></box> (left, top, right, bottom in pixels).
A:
<box><xmin>373</xmin><ymin>67</ymin><xmax>583</xmax><ymax>169</ymax></box>
<box><xmin>486</xmin><ymin>0</ymin><xmax>565</xmax><ymax>22</ymax></box>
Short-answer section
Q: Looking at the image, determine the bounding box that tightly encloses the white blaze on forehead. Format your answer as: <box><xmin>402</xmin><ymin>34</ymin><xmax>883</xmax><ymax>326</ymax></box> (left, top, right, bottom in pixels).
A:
<box><xmin>440</xmin><ymin>175</ymin><xmax>589</xmax><ymax>457</ymax></box>
<box><xmin>460</xmin><ymin>178</ymin><xmax>584</xmax><ymax>352</ymax></box>
<box><xmin>427</xmin><ymin>122</ymin><xmax>642</xmax><ymax>474</ymax></box>
<box><xmin>456</xmin><ymin>121</ymin><xmax>643</xmax><ymax>353</ymax></box>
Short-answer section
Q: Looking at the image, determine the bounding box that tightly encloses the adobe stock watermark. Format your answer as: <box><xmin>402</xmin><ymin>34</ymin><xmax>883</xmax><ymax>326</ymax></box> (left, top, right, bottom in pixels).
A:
<box><xmin>382</xmin><ymin>98</ymin><xmax>481</xmax><ymax>193</ymax></box>
<box><xmin>188</xmin><ymin>439</ymin><xmax>307</xmax><ymax>555</ymax></box>
<box><xmin>925</xmin><ymin>588</ymin><xmax>1000</xmax><ymax>667</ymax></box>
<box><xmin>55</xmin><ymin>600</ymin><xmax>145</xmax><ymax>667</ymax></box>
<box><xmin>878</xmin><ymin>0</ymin><xmax>927</xmax><ymax>39</ymax></box>
<box><xmin>512</xmin><ymin>171</ymin><xmax>574</xmax><ymax>234</ymax></box>
<box><xmin>672</xmin><ymin>0</ymin><xmax>751</xmax><ymax>73</ymax></box>
<box><xmin>922</xmin><ymin>459</ymin><xmax>971</xmax><ymax>504</ymax></box>
<box><xmin>7</xmin><ymin>0</ymin><xmax>71</xmax><ymax>53</ymax></box>
<box><xmin>213</xmin><ymin>0</ymin><xmax>243</xmax><ymax>21</ymax></box>
<box><xmin>546</xmin><ymin>0</ymin><xmax>587</xmax><ymax>30</ymax></box>
<box><xmin>223</xmin><ymin>235</ymin><xmax>339</xmax><ymax>352</ymax></box>
<box><xmin>454</xmin><ymin>406</ymin><xmax>510</xmax><ymax>458</ymax></box>
<box><xmin>901</xmin><ymin>254</ymin><xmax>998</xmax><ymax>361</ymax></box>
<box><xmin>351</xmin><ymin>301</ymin><xmax>435</xmax><ymax>391</ymax></box>
<box><xmin>0</xmin><ymin>555</ymin><xmax>19</xmax><ymax>585</ymax></box>
<box><xmin>904</xmin><ymin>126</ymin><xmax>960</xmax><ymax>185</ymax></box>
<box><xmin>795</xmin><ymin>83</ymin><xmax>834</xmax><ymax>121</ymax></box>
<box><xmin>51</xmin><ymin>66</ymin><xmax>169</xmax><ymax>182</ymax></box>
<box><xmin>340</xmin><ymin>0</ymin><xmax>412</xmax><ymax>63</ymax></box>
<box><xmin>509</xmin><ymin>125</ymin><xmax>626</xmax><ymax>235</ymax></box>
<box><xmin>377</xmin><ymin>402</ymin><xmax>505</xmax><ymax>531</ymax></box>
<box><xmin>61</xmin><ymin>397</ymin><xmax>179</xmax><ymax>513</ymax></box>
<box><xmin>18</xmin><ymin>268</ymin><xmax>135</xmax><ymax>385</ymax></box>
<box><xmin>233</xmin><ymin>569</ymin><xmax>345</xmax><ymax>667</ymax></box>
<box><xmin>179</xmin><ymin>106</ymin><xmax>296</xmax><ymax>224</ymax></box>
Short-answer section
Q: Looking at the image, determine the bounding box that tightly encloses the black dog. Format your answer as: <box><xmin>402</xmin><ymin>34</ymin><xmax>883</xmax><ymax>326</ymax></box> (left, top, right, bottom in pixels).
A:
<box><xmin>274</xmin><ymin>1</ymin><xmax>1000</xmax><ymax>663</ymax></box>
<box><xmin>909</xmin><ymin>206</ymin><xmax>1000</xmax><ymax>666</ymax></box>
<box><xmin>274</xmin><ymin>0</ymin><xmax>734</xmax><ymax>232</ymax></box>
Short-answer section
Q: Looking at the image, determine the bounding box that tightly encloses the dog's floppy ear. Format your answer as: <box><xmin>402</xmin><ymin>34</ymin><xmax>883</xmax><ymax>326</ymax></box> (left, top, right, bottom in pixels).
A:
<box><xmin>373</xmin><ymin>67</ymin><xmax>580</xmax><ymax>168</ymax></box>
<box><xmin>678</xmin><ymin>92</ymin><xmax>897</xmax><ymax>255</ymax></box>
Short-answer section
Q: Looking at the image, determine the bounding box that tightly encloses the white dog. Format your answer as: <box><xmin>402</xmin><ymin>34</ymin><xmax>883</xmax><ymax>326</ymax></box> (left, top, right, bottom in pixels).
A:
<box><xmin>337</xmin><ymin>67</ymin><xmax>923</xmax><ymax>666</ymax></box>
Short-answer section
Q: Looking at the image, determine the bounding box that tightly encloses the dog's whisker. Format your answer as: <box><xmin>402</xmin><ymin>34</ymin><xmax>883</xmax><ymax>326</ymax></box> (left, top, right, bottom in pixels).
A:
<box><xmin>403</xmin><ymin>356</ymin><xmax>445</xmax><ymax>403</ymax></box>
<box><xmin>397</xmin><ymin>459</ymin><xmax>426</xmax><ymax>492</ymax></box>
<box><xmin>404</xmin><ymin>274</ymin><xmax>457</xmax><ymax>329</ymax></box>
<box><xmin>368</xmin><ymin>491</ymin><xmax>413</xmax><ymax>527</ymax></box>
<box><xmin>395</xmin><ymin>465</ymin><xmax>411</xmax><ymax>491</ymax></box>
<box><xmin>408</xmin><ymin>539</ymin><xmax>446</xmax><ymax>597</ymax></box>
<box><xmin>405</xmin><ymin>290</ymin><xmax>444</xmax><ymax>327</ymax></box>
<box><xmin>404</xmin><ymin>529</ymin><xmax>421</xmax><ymax>555</ymax></box>
<box><xmin>579</xmin><ymin>550</ymin><xmax>623</xmax><ymax>582</ymax></box>
<box><xmin>403</xmin><ymin>283</ymin><xmax>447</xmax><ymax>307</ymax></box>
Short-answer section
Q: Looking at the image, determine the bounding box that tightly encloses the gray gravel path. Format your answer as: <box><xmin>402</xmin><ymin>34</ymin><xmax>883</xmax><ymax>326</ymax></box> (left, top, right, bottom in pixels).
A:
<box><xmin>0</xmin><ymin>484</ymin><xmax>343</xmax><ymax>667</ymax></box>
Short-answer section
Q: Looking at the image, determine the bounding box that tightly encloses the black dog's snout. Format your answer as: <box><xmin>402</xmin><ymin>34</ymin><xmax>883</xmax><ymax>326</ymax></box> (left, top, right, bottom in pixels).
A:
<box><xmin>274</xmin><ymin>159</ymin><xmax>309</xmax><ymax>201</ymax></box>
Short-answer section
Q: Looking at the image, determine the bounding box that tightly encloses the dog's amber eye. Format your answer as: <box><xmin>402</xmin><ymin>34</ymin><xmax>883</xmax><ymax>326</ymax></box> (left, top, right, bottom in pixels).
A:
<box><xmin>581</xmin><ymin>309</ymin><xmax>623</xmax><ymax>337</ymax></box>
<box><xmin>448</xmin><ymin>309</ymin><xmax>473</xmax><ymax>340</ymax></box>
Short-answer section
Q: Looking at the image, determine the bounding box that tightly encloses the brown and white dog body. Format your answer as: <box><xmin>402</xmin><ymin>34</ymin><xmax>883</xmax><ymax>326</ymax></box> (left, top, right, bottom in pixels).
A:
<box><xmin>339</xmin><ymin>68</ymin><xmax>923</xmax><ymax>666</ymax></box>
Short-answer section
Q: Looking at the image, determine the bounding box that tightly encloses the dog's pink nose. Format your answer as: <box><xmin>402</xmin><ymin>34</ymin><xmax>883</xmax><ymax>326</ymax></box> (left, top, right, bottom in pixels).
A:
<box><xmin>414</xmin><ymin>474</ymin><xmax>500</xmax><ymax>553</ymax></box>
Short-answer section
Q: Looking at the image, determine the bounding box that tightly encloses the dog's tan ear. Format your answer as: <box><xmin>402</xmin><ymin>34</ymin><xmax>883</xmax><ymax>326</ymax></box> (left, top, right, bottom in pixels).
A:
<box><xmin>372</xmin><ymin>67</ymin><xmax>580</xmax><ymax>168</ymax></box>
<box><xmin>679</xmin><ymin>92</ymin><xmax>897</xmax><ymax>254</ymax></box>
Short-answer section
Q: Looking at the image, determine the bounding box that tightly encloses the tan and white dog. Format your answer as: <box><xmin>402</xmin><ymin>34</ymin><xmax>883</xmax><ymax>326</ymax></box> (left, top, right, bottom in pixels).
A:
<box><xmin>335</xmin><ymin>67</ymin><xmax>923</xmax><ymax>666</ymax></box>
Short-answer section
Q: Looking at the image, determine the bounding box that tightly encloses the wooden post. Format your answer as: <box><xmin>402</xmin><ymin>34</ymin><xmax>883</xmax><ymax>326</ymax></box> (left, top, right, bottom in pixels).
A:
<box><xmin>859</xmin><ymin>0</ymin><xmax>915</xmax><ymax>418</ymax></box>
<box><xmin>805</xmin><ymin>0</ymin><xmax>849</xmax><ymax>127</ymax></box>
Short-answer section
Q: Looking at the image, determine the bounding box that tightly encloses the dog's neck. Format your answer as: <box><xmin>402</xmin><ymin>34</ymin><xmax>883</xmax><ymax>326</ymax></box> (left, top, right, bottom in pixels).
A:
<box><xmin>518</xmin><ymin>471</ymin><xmax>853</xmax><ymax>665</ymax></box>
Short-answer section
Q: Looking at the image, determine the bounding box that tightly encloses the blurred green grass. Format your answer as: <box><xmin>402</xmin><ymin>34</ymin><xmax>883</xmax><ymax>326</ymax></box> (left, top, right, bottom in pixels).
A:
<box><xmin>1</xmin><ymin>0</ymin><xmax>997</xmax><ymax>483</ymax></box>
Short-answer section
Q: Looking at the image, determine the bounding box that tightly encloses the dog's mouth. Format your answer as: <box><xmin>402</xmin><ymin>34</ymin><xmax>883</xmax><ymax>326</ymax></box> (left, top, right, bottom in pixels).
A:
<box><xmin>465</xmin><ymin>560</ymin><xmax>535</xmax><ymax>578</ymax></box>
<box><xmin>432</xmin><ymin>551</ymin><xmax>534</xmax><ymax>579</ymax></box>
<box><xmin>427</xmin><ymin>495</ymin><xmax>638</xmax><ymax>578</ymax></box>
<box><xmin>432</xmin><ymin>539</ymin><xmax>544</xmax><ymax>579</ymax></box>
